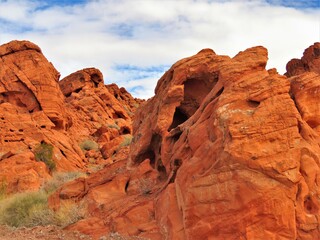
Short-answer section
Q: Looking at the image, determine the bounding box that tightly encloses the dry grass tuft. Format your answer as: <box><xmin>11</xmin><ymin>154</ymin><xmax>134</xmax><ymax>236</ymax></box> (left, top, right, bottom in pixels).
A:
<box><xmin>0</xmin><ymin>171</ymin><xmax>86</xmax><ymax>228</ymax></box>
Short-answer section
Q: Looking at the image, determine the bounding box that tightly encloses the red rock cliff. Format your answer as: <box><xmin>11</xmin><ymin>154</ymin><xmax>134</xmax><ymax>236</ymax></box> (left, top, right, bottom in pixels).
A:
<box><xmin>51</xmin><ymin>43</ymin><xmax>320</xmax><ymax>239</ymax></box>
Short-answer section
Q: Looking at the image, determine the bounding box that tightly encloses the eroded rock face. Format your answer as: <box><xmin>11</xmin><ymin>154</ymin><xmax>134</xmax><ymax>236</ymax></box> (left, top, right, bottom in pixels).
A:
<box><xmin>52</xmin><ymin>44</ymin><xmax>320</xmax><ymax>239</ymax></box>
<box><xmin>0</xmin><ymin>41</ymin><xmax>140</xmax><ymax>193</ymax></box>
<box><xmin>286</xmin><ymin>43</ymin><xmax>320</xmax><ymax>239</ymax></box>
<box><xmin>286</xmin><ymin>42</ymin><xmax>320</xmax><ymax>77</ymax></box>
<box><xmin>0</xmin><ymin>40</ymin><xmax>82</xmax><ymax>193</ymax></box>
<box><xmin>106</xmin><ymin>83</ymin><xmax>144</xmax><ymax>115</ymax></box>
<box><xmin>59</xmin><ymin>68</ymin><xmax>136</xmax><ymax>163</ymax></box>
<box><xmin>0</xmin><ymin>40</ymin><xmax>68</xmax><ymax>129</ymax></box>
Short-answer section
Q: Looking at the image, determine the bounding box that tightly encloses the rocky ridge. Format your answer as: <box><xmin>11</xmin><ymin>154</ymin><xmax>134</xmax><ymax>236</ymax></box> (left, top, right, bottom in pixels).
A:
<box><xmin>0</xmin><ymin>40</ymin><xmax>140</xmax><ymax>194</ymax></box>
<box><xmin>0</xmin><ymin>40</ymin><xmax>319</xmax><ymax>239</ymax></box>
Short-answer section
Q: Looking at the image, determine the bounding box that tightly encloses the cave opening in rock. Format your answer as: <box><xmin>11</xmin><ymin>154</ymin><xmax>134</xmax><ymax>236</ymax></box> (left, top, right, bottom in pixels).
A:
<box><xmin>74</xmin><ymin>88</ymin><xmax>82</xmax><ymax>93</ymax></box>
<box><xmin>120</xmin><ymin>127</ymin><xmax>131</xmax><ymax>135</ymax></box>
<box><xmin>247</xmin><ymin>99</ymin><xmax>260</xmax><ymax>108</ymax></box>
<box><xmin>50</xmin><ymin>118</ymin><xmax>64</xmax><ymax>130</ymax></box>
<box><xmin>113</xmin><ymin>111</ymin><xmax>126</xmax><ymax>119</ymax></box>
<box><xmin>168</xmin><ymin>107</ymin><xmax>189</xmax><ymax>131</ymax></box>
<box><xmin>136</xmin><ymin>150</ymin><xmax>155</xmax><ymax>165</ymax></box>
<box><xmin>134</xmin><ymin>133</ymin><xmax>164</xmax><ymax>175</ymax></box>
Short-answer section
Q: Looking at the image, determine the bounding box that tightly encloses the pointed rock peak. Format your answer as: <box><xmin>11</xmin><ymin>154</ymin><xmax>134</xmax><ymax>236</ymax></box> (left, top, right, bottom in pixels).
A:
<box><xmin>0</xmin><ymin>40</ymin><xmax>41</xmax><ymax>57</ymax></box>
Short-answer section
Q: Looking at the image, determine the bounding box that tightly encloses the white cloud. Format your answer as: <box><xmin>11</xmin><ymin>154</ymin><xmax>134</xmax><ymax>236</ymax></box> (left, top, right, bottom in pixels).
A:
<box><xmin>0</xmin><ymin>0</ymin><xmax>319</xmax><ymax>99</ymax></box>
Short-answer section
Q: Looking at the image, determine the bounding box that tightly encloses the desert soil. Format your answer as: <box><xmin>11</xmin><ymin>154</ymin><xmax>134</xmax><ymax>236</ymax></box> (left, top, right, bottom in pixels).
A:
<box><xmin>0</xmin><ymin>225</ymin><xmax>92</xmax><ymax>240</ymax></box>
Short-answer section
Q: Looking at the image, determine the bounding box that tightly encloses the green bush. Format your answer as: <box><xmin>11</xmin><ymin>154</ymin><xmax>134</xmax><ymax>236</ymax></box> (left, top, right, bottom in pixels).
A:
<box><xmin>79</xmin><ymin>139</ymin><xmax>99</xmax><ymax>151</ymax></box>
<box><xmin>34</xmin><ymin>142</ymin><xmax>56</xmax><ymax>171</ymax></box>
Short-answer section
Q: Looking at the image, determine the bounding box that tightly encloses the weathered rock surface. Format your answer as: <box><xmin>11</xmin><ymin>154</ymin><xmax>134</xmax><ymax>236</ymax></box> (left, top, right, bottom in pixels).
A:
<box><xmin>1</xmin><ymin>39</ymin><xmax>319</xmax><ymax>239</ymax></box>
<box><xmin>59</xmin><ymin>68</ymin><xmax>136</xmax><ymax>167</ymax></box>
<box><xmin>286</xmin><ymin>42</ymin><xmax>320</xmax><ymax>77</ymax></box>
<box><xmin>106</xmin><ymin>83</ymin><xmax>144</xmax><ymax>115</ymax></box>
<box><xmin>0</xmin><ymin>40</ymin><xmax>140</xmax><ymax>193</ymax></box>
<box><xmin>0</xmin><ymin>40</ymin><xmax>80</xmax><ymax>193</ymax></box>
<box><xmin>50</xmin><ymin>43</ymin><xmax>320</xmax><ymax>240</ymax></box>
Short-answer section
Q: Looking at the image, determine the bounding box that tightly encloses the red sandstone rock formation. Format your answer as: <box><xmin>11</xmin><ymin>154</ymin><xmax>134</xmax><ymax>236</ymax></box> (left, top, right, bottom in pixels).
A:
<box><xmin>0</xmin><ymin>41</ymin><xmax>140</xmax><ymax>193</ymax></box>
<box><xmin>106</xmin><ymin>83</ymin><xmax>144</xmax><ymax>115</ymax></box>
<box><xmin>0</xmin><ymin>40</ymin><xmax>80</xmax><ymax>193</ymax></box>
<box><xmin>50</xmin><ymin>43</ymin><xmax>320</xmax><ymax>239</ymax></box>
<box><xmin>59</xmin><ymin>68</ymin><xmax>135</xmax><ymax>165</ymax></box>
<box><xmin>286</xmin><ymin>42</ymin><xmax>320</xmax><ymax>77</ymax></box>
<box><xmin>1</xmin><ymin>39</ymin><xmax>319</xmax><ymax>239</ymax></box>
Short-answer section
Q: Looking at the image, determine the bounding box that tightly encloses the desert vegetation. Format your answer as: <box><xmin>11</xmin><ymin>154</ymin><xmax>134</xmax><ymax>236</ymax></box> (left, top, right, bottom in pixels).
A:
<box><xmin>119</xmin><ymin>135</ymin><xmax>133</xmax><ymax>148</ymax></box>
<box><xmin>79</xmin><ymin>139</ymin><xmax>99</xmax><ymax>151</ymax></box>
<box><xmin>34</xmin><ymin>142</ymin><xmax>56</xmax><ymax>171</ymax></box>
<box><xmin>0</xmin><ymin>172</ymin><xmax>85</xmax><ymax>228</ymax></box>
<box><xmin>107</xmin><ymin>123</ymin><xmax>120</xmax><ymax>130</ymax></box>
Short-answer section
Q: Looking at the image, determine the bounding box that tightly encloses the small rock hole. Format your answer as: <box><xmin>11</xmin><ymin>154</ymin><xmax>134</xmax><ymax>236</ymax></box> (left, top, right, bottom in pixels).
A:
<box><xmin>247</xmin><ymin>100</ymin><xmax>260</xmax><ymax>108</ymax></box>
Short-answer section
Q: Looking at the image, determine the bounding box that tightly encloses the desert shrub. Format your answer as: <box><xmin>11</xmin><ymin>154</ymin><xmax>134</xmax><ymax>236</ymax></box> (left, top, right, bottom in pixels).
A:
<box><xmin>108</xmin><ymin>123</ymin><xmax>120</xmax><ymax>130</ymax></box>
<box><xmin>79</xmin><ymin>139</ymin><xmax>99</xmax><ymax>151</ymax></box>
<box><xmin>34</xmin><ymin>142</ymin><xmax>56</xmax><ymax>171</ymax></box>
<box><xmin>119</xmin><ymin>135</ymin><xmax>133</xmax><ymax>148</ymax></box>
<box><xmin>52</xmin><ymin>201</ymin><xmax>86</xmax><ymax>227</ymax></box>
<box><xmin>0</xmin><ymin>170</ymin><xmax>87</xmax><ymax>228</ymax></box>
<box><xmin>0</xmin><ymin>191</ymin><xmax>85</xmax><ymax>228</ymax></box>
<box><xmin>0</xmin><ymin>191</ymin><xmax>49</xmax><ymax>227</ymax></box>
<box><xmin>111</xmin><ymin>135</ymin><xmax>133</xmax><ymax>158</ymax></box>
<box><xmin>41</xmin><ymin>171</ymin><xmax>85</xmax><ymax>194</ymax></box>
<box><xmin>87</xmin><ymin>164</ymin><xmax>104</xmax><ymax>172</ymax></box>
<box><xmin>0</xmin><ymin>179</ymin><xmax>7</xmax><ymax>200</ymax></box>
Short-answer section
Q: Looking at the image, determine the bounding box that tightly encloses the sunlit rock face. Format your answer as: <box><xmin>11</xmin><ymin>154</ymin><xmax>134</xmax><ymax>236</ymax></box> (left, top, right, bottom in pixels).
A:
<box><xmin>0</xmin><ymin>40</ymin><xmax>139</xmax><ymax>194</ymax></box>
<box><xmin>2</xmin><ymin>39</ymin><xmax>319</xmax><ymax>239</ymax></box>
<box><xmin>50</xmin><ymin>43</ymin><xmax>319</xmax><ymax>239</ymax></box>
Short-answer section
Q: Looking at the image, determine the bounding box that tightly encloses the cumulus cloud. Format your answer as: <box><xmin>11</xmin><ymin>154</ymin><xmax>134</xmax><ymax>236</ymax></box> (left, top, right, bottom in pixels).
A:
<box><xmin>0</xmin><ymin>0</ymin><xmax>319</xmax><ymax>98</ymax></box>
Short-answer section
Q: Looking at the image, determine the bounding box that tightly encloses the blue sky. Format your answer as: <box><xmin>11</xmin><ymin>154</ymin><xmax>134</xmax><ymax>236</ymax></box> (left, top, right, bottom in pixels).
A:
<box><xmin>0</xmin><ymin>0</ymin><xmax>319</xmax><ymax>98</ymax></box>
<box><xmin>266</xmin><ymin>0</ymin><xmax>319</xmax><ymax>9</ymax></box>
<box><xmin>37</xmin><ymin>0</ymin><xmax>86</xmax><ymax>7</ymax></box>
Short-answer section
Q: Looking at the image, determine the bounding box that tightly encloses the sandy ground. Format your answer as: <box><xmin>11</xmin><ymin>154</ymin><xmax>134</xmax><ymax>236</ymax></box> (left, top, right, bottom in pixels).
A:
<box><xmin>0</xmin><ymin>225</ymin><xmax>92</xmax><ymax>240</ymax></box>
